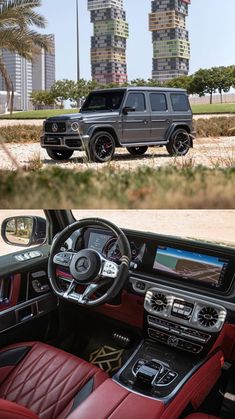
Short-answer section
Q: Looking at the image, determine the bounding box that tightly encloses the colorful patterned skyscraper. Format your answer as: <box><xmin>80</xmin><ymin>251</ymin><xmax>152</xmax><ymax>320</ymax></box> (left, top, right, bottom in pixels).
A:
<box><xmin>87</xmin><ymin>0</ymin><xmax>129</xmax><ymax>84</ymax></box>
<box><xmin>149</xmin><ymin>0</ymin><xmax>191</xmax><ymax>82</ymax></box>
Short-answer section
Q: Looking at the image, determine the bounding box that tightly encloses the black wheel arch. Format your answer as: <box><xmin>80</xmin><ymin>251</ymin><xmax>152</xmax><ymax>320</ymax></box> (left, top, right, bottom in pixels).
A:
<box><xmin>88</xmin><ymin>126</ymin><xmax>121</xmax><ymax>147</ymax></box>
<box><xmin>166</xmin><ymin>124</ymin><xmax>194</xmax><ymax>147</ymax></box>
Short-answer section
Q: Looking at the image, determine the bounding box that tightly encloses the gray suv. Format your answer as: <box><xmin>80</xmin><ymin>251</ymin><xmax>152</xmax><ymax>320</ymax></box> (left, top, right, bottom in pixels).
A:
<box><xmin>41</xmin><ymin>87</ymin><xmax>195</xmax><ymax>163</ymax></box>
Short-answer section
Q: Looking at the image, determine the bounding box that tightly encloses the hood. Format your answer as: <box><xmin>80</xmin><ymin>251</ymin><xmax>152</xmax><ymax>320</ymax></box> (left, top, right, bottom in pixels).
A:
<box><xmin>46</xmin><ymin>111</ymin><xmax>119</xmax><ymax>123</ymax></box>
<box><xmin>46</xmin><ymin>113</ymin><xmax>83</xmax><ymax>122</ymax></box>
<box><xmin>80</xmin><ymin>110</ymin><xmax>119</xmax><ymax>121</ymax></box>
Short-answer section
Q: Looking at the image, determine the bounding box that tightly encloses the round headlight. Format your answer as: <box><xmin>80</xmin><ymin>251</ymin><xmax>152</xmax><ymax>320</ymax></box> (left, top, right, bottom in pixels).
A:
<box><xmin>71</xmin><ymin>122</ymin><xmax>79</xmax><ymax>132</ymax></box>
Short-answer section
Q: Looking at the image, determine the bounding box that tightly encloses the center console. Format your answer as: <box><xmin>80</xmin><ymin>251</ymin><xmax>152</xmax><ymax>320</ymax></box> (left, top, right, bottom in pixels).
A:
<box><xmin>114</xmin><ymin>287</ymin><xmax>227</xmax><ymax>402</ymax></box>
<box><xmin>114</xmin><ymin>339</ymin><xmax>200</xmax><ymax>401</ymax></box>
<box><xmin>144</xmin><ymin>287</ymin><xmax>226</xmax><ymax>355</ymax></box>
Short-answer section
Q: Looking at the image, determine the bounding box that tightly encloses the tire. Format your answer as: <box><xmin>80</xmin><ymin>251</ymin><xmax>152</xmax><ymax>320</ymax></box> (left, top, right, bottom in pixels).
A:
<box><xmin>127</xmin><ymin>146</ymin><xmax>148</xmax><ymax>156</ymax></box>
<box><xmin>87</xmin><ymin>131</ymin><xmax>115</xmax><ymax>163</ymax></box>
<box><xmin>46</xmin><ymin>149</ymin><xmax>74</xmax><ymax>161</ymax></box>
<box><xmin>166</xmin><ymin>129</ymin><xmax>191</xmax><ymax>156</ymax></box>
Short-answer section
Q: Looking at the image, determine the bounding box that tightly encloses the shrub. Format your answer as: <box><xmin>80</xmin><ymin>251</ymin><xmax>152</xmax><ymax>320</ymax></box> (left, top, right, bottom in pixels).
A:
<box><xmin>0</xmin><ymin>166</ymin><xmax>234</xmax><ymax>209</ymax></box>
<box><xmin>1</xmin><ymin>125</ymin><xmax>42</xmax><ymax>143</ymax></box>
<box><xmin>194</xmin><ymin>117</ymin><xmax>235</xmax><ymax>138</ymax></box>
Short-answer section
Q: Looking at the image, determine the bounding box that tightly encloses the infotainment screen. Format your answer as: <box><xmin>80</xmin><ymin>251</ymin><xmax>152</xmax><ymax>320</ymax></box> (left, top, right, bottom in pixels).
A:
<box><xmin>153</xmin><ymin>246</ymin><xmax>228</xmax><ymax>287</ymax></box>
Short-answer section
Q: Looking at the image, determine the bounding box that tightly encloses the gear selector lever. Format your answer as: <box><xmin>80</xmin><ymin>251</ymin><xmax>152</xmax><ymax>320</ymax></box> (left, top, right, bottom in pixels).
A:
<box><xmin>136</xmin><ymin>360</ymin><xmax>164</xmax><ymax>387</ymax></box>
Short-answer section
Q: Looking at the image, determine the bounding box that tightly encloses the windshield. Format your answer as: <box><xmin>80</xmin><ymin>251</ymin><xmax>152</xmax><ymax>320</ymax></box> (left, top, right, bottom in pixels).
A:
<box><xmin>72</xmin><ymin>210</ymin><xmax>235</xmax><ymax>249</ymax></box>
<box><xmin>81</xmin><ymin>90</ymin><xmax>125</xmax><ymax>112</ymax></box>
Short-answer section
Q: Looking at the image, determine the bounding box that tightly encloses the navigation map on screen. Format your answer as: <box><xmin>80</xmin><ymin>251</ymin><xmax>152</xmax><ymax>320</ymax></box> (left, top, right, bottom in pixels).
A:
<box><xmin>153</xmin><ymin>246</ymin><xmax>227</xmax><ymax>287</ymax></box>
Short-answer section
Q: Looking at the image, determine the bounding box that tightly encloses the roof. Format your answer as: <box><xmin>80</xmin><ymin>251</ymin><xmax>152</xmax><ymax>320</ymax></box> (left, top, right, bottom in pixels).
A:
<box><xmin>93</xmin><ymin>86</ymin><xmax>187</xmax><ymax>93</ymax></box>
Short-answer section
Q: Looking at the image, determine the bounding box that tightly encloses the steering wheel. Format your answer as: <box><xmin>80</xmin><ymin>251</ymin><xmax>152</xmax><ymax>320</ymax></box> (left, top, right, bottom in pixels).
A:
<box><xmin>48</xmin><ymin>218</ymin><xmax>131</xmax><ymax>307</ymax></box>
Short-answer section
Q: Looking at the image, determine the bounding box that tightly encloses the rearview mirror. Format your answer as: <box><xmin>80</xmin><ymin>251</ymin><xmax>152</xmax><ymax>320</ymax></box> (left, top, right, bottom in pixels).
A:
<box><xmin>1</xmin><ymin>216</ymin><xmax>46</xmax><ymax>247</ymax></box>
<box><xmin>122</xmin><ymin>106</ymin><xmax>136</xmax><ymax>115</ymax></box>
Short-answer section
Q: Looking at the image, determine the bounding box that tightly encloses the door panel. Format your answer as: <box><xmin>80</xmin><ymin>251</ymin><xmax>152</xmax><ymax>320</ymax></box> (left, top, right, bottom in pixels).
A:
<box><xmin>149</xmin><ymin>92</ymin><xmax>172</xmax><ymax>142</ymax></box>
<box><xmin>122</xmin><ymin>92</ymin><xmax>151</xmax><ymax>144</ymax></box>
<box><xmin>0</xmin><ymin>274</ymin><xmax>21</xmax><ymax>312</ymax></box>
<box><xmin>0</xmin><ymin>245</ymin><xmax>58</xmax><ymax>340</ymax></box>
<box><xmin>0</xmin><ymin>293</ymin><xmax>58</xmax><ymax>334</ymax></box>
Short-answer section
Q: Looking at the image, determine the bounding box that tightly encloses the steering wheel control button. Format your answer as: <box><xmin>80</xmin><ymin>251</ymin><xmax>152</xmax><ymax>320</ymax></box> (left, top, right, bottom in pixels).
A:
<box><xmin>102</xmin><ymin>261</ymin><xmax>119</xmax><ymax>278</ymax></box>
<box><xmin>53</xmin><ymin>252</ymin><xmax>74</xmax><ymax>267</ymax></box>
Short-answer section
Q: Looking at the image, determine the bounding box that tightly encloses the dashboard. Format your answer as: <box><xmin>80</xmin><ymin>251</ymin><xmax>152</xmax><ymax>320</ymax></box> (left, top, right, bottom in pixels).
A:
<box><xmin>59</xmin><ymin>226</ymin><xmax>235</xmax><ymax>355</ymax></box>
<box><xmin>61</xmin><ymin>226</ymin><xmax>235</xmax><ymax>307</ymax></box>
<box><xmin>71</xmin><ymin>227</ymin><xmax>235</xmax><ymax>295</ymax></box>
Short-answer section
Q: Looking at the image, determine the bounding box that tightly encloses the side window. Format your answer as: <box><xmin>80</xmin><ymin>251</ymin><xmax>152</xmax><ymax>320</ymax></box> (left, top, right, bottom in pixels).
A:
<box><xmin>171</xmin><ymin>94</ymin><xmax>190</xmax><ymax>112</ymax></box>
<box><xmin>150</xmin><ymin>93</ymin><xmax>168</xmax><ymax>112</ymax></box>
<box><xmin>125</xmin><ymin>93</ymin><xmax>146</xmax><ymax>112</ymax></box>
<box><xmin>0</xmin><ymin>210</ymin><xmax>47</xmax><ymax>257</ymax></box>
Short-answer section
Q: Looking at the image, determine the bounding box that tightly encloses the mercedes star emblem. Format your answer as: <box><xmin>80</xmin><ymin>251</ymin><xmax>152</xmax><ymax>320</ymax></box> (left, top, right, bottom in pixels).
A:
<box><xmin>52</xmin><ymin>123</ymin><xmax>58</xmax><ymax>133</ymax></box>
<box><xmin>76</xmin><ymin>257</ymin><xmax>90</xmax><ymax>273</ymax></box>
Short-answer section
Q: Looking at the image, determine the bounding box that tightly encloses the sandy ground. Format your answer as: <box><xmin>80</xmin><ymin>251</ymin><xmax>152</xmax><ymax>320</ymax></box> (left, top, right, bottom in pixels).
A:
<box><xmin>0</xmin><ymin>136</ymin><xmax>234</xmax><ymax>171</ymax></box>
<box><xmin>0</xmin><ymin>210</ymin><xmax>234</xmax><ymax>256</ymax></box>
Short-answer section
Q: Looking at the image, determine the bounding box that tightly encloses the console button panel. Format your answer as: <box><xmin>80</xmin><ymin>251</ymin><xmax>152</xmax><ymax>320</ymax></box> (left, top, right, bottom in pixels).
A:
<box><xmin>148</xmin><ymin>328</ymin><xmax>203</xmax><ymax>354</ymax></box>
<box><xmin>148</xmin><ymin>316</ymin><xmax>210</xmax><ymax>344</ymax></box>
<box><xmin>144</xmin><ymin>287</ymin><xmax>227</xmax><ymax>334</ymax></box>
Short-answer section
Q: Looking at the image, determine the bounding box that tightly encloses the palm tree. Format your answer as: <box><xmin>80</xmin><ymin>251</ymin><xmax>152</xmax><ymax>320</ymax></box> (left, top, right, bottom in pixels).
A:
<box><xmin>0</xmin><ymin>0</ymin><xmax>51</xmax><ymax>113</ymax></box>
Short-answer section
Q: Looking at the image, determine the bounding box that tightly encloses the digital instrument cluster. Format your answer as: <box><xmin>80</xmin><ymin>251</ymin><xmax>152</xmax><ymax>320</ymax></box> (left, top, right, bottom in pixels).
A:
<box><xmin>87</xmin><ymin>231</ymin><xmax>146</xmax><ymax>263</ymax></box>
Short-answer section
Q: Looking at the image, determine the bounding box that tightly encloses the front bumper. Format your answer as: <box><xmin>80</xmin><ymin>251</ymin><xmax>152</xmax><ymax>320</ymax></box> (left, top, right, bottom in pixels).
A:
<box><xmin>40</xmin><ymin>134</ymin><xmax>90</xmax><ymax>150</ymax></box>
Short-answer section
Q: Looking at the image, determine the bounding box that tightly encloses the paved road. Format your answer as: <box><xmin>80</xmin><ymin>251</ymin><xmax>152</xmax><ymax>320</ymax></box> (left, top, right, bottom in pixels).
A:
<box><xmin>0</xmin><ymin>136</ymin><xmax>234</xmax><ymax>171</ymax></box>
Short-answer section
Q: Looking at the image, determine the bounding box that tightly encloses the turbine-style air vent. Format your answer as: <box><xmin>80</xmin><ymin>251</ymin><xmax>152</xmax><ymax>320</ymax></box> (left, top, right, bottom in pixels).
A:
<box><xmin>198</xmin><ymin>306</ymin><xmax>219</xmax><ymax>328</ymax></box>
<box><xmin>150</xmin><ymin>293</ymin><xmax>168</xmax><ymax>312</ymax></box>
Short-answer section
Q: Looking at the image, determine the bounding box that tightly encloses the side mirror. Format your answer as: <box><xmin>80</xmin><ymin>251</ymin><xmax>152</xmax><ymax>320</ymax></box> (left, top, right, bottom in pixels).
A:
<box><xmin>1</xmin><ymin>216</ymin><xmax>47</xmax><ymax>247</ymax></box>
<box><xmin>122</xmin><ymin>106</ymin><xmax>136</xmax><ymax>115</ymax></box>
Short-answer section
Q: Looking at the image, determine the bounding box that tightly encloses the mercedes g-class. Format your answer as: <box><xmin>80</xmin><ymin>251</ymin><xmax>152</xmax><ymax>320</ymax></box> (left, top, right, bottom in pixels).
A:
<box><xmin>41</xmin><ymin>87</ymin><xmax>195</xmax><ymax>163</ymax></box>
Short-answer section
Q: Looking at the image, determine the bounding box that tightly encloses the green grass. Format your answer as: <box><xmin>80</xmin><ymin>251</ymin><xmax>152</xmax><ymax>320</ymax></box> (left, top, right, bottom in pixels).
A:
<box><xmin>192</xmin><ymin>103</ymin><xmax>235</xmax><ymax>114</ymax></box>
<box><xmin>0</xmin><ymin>166</ymin><xmax>235</xmax><ymax>209</ymax></box>
<box><xmin>0</xmin><ymin>103</ymin><xmax>235</xmax><ymax>119</ymax></box>
<box><xmin>0</xmin><ymin>108</ymin><xmax>80</xmax><ymax>119</ymax></box>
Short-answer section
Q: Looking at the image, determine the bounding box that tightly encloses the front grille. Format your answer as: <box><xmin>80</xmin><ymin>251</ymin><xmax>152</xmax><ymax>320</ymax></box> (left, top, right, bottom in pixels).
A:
<box><xmin>45</xmin><ymin>121</ymin><xmax>66</xmax><ymax>133</ymax></box>
<box><xmin>65</xmin><ymin>139</ymin><xmax>82</xmax><ymax>148</ymax></box>
<box><xmin>44</xmin><ymin>137</ymin><xmax>61</xmax><ymax>145</ymax></box>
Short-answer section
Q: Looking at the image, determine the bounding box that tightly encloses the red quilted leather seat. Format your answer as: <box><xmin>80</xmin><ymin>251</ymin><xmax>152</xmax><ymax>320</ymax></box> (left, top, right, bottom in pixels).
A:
<box><xmin>0</xmin><ymin>341</ymin><xmax>108</xmax><ymax>419</ymax></box>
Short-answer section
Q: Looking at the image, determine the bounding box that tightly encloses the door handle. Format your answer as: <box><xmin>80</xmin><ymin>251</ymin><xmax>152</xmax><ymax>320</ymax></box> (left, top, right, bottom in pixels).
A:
<box><xmin>166</xmin><ymin>119</ymin><xmax>171</xmax><ymax>124</ymax></box>
<box><xmin>142</xmin><ymin>120</ymin><xmax>148</xmax><ymax>125</ymax></box>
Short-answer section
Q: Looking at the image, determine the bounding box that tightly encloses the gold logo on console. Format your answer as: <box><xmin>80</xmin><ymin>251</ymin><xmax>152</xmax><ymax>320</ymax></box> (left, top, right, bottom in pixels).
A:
<box><xmin>89</xmin><ymin>345</ymin><xmax>124</xmax><ymax>373</ymax></box>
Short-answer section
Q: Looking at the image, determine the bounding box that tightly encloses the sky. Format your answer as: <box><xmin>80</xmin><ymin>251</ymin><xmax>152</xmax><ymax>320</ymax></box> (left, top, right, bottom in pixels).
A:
<box><xmin>38</xmin><ymin>0</ymin><xmax>235</xmax><ymax>82</ymax></box>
